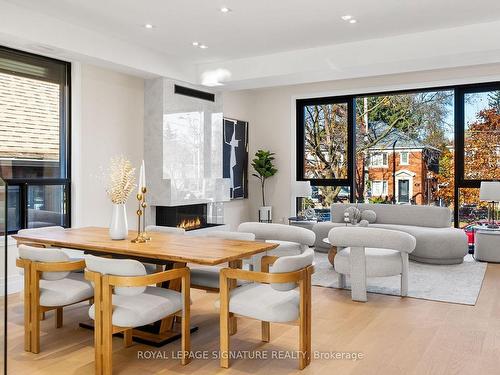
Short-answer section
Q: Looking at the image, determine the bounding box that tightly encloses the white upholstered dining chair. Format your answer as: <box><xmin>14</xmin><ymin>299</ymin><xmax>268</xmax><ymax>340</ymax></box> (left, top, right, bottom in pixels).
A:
<box><xmin>16</xmin><ymin>244</ymin><xmax>94</xmax><ymax>353</ymax></box>
<box><xmin>237</xmin><ymin>222</ymin><xmax>315</xmax><ymax>271</ymax></box>
<box><xmin>189</xmin><ymin>231</ymin><xmax>256</xmax><ymax>291</ymax></box>
<box><xmin>328</xmin><ymin>226</ymin><xmax>417</xmax><ymax>302</ymax></box>
<box><xmin>84</xmin><ymin>255</ymin><xmax>191</xmax><ymax>374</ymax></box>
<box><xmin>217</xmin><ymin>248</ymin><xmax>315</xmax><ymax>369</ymax></box>
<box><xmin>143</xmin><ymin>225</ymin><xmax>186</xmax><ymax>274</ymax></box>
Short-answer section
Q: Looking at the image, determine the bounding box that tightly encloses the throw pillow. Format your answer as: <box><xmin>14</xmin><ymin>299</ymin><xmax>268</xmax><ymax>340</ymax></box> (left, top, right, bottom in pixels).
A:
<box><xmin>361</xmin><ymin>209</ymin><xmax>377</xmax><ymax>223</ymax></box>
<box><xmin>357</xmin><ymin>219</ymin><xmax>370</xmax><ymax>227</ymax></box>
<box><xmin>344</xmin><ymin>206</ymin><xmax>361</xmax><ymax>225</ymax></box>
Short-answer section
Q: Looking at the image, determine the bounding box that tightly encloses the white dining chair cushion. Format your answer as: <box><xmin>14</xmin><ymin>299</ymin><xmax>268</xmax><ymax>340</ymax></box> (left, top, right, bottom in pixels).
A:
<box><xmin>18</xmin><ymin>244</ymin><xmax>71</xmax><ymax>281</ymax></box>
<box><xmin>39</xmin><ymin>272</ymin><xmax>94</xmax><ymax>307</ymax></box>
<box><xmin>145</xmin><ymin>225</ymin><xmax>185</xmax><ymax>235</ymax></box>
<box><xmin>85</xmin><ymin>255</ymin><xmax>147</xmax><ymax>296</ymax></box>
<box><xmin>17</xmin><ymin>226</ymin><xmax>65</xmax><ymax>236</ymax></box>
<box><xmin>238</xmin><ymin>222</ymin><xmax>315</xmax><ymax>246</ymax></box>
<box><xmin>88</xmin><ymin>286</ymin><xmax>182</xmax><ymax>327</ymax></box>
<box><xmin>270</xmin><ymin>248</ymin><xmax>314</xmax><ymax>291</ymax></box>
<box><xmin>215</xmin><ymin>283</ymin><xmax>300</xmax><ymax>323</ymax></box>
<box><xmin>334</xmin><ymin>247</ymin><xmax>403</xmax><ymax>277</ymax></box>
<box><xmin>190</xmin><ymin>265</ymin><xmax>248</xmax><ymax>289</ymax></box>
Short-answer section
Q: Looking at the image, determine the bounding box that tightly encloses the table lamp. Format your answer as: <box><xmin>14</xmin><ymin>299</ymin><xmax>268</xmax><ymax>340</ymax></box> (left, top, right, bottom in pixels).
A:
<box><xmin>480</xmin><ymin>181</ymin><xmax>500</xmax><ymax>228</ymax></box>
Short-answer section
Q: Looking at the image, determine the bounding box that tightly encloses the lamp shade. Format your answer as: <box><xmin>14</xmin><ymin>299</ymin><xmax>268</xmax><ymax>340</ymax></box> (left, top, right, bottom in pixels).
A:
<box><xmin>292</xmin><ymin>181</ymin><xmax>312</xmax><ymax>197</ymax></box>
<box><xmin>480</xmin><ymin>181</ymin><xmax>500</xmax><ymax>202</ymax></box>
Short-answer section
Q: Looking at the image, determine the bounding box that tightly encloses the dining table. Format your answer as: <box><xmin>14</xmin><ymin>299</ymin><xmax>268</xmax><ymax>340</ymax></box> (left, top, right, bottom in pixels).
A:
<box><xmin>13</xmin><ymin>226</ymin><xmax>278</xmax><ymax>346</ymax></box>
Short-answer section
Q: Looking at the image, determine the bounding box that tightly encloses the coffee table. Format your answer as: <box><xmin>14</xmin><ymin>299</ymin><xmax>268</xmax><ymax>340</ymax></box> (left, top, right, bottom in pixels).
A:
<box><xmin>322</xmin><ymin>237</ymin><xmax>337</xmax><ymax>266</ymax></box>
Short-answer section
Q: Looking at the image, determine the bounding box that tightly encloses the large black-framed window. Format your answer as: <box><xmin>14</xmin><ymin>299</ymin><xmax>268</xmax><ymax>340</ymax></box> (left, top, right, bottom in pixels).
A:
<box><xmin>296</xmin><ymin>81</ymin><xmax>500</xmax><ymax>227</ymax></box>
<box><xmin>0</xmin><ymin>46</ymin><xmax>71</xmax><ymax>233</ymax></box>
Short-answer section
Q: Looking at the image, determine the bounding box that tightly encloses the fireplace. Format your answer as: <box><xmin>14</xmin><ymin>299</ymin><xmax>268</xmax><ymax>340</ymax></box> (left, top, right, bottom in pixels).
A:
<box><xmin>156</xmin><ymin>204</ymin><xmax>223</xmax><ymax>231</ymax></box>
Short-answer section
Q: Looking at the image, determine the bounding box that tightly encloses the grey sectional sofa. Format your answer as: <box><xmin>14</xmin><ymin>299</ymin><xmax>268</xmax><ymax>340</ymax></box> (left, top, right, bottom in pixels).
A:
<box><xmin>312</xmin><ymin>203</ymin><xmax>468</xmax><ymax>265</ymax></box>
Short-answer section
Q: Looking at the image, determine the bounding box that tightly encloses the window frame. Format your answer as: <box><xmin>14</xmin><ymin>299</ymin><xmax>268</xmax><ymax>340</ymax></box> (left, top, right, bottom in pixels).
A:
<box><xmin>0</xmin><ymin>45</ymin><xmax>71</xmax><ymax>234</ymax></box>
<box><xmin>296</xmin><ymin>81</ymin><xmax>500</xmax><ymax>227</ymax></box>
<box><xmin>296</xmin><ymin>96</ymin><xmax>356</xmax><ymax>198</ymax></box>
<box><xmin>400</xmin><ymin>151</ymin><xmax>410</xmax><ymax>166</ymax></box>
<box><xmin>370</xmin><ymin>152</ymin><xmax>389</xmax><ymax>168</ymax></box>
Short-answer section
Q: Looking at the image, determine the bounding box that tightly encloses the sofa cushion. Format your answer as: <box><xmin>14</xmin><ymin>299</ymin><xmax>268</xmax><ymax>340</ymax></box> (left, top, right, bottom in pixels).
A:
<box><xmin>369</xmin><ymin>223</ymin><xmax>467</xmax><ymax>262</ymax></box>
<box><xmin>331</xmin><ymin>203</ymin><xmax>452</xmax><ymax>228</ymax></box>
<box><xmin>361</xmin><ymin>210</ymin><xmax>377</xmax><ymax>223</ymax></box>
<box><xmin>335</xmin><ymin>247</ymin><xmax>403</xmax><ymax>277</ymax></box>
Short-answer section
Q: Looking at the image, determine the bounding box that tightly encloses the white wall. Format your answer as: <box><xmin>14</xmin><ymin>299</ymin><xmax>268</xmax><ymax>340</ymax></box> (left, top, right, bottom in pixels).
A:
<box><xmin>224</xmin><ymin>64</ymin><xmax>500</xmax><ymax>223</ymax></box>
<box><xmin>72</xmin><ymin>64</ymin><xmax>145</xmax><ymax>228</ymax></box>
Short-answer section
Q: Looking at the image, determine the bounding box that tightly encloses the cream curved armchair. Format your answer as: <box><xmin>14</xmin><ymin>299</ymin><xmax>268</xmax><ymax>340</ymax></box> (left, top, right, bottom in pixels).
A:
<box><xmin>84</xmin><ymin>255</ymin><xmax>191</xmax><ymax>375</ymax></box>
<box><xmin>217</xmin><ymin>248</ymin><xmax>315</xmax><ymax>370</ymax></box>
<box><xmin>237</xmin><ymin>222</ymin><xmax>315</xmax><ymax>271</ymax></box>
<box><xmin>328</xmin><ymin>227</ymin><xmax>416</xmax><ymax>302</ymax></box>
<box><xmin>16</xmin><ymin>244</ymin><xmax>93</xmax><ymax>353</ymax></box>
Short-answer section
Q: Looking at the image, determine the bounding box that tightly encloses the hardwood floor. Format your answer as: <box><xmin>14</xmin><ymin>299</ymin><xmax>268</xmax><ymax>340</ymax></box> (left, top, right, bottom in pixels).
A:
<box><xmin>7</xmin><ymin>263</ymin><xmax>500</xmax><ymax>375</ymax></box>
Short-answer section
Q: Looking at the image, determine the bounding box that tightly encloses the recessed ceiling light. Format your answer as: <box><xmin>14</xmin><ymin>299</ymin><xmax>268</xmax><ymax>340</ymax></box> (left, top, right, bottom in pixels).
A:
<box><xmin>192</xmin><ymin>41</ymin><xmax>199</xmax><ymax>46</ymax></box>
<box><xmin>199</xmin><ymin>44</ymin><xmax>208</xmax><ymax>49</ymax></box>
<box><xmin>349</xmin><ymin>19</ymin><xmax>357</xmax><ymax>24</ymax></box>
<box><xmin>144</xmin><ymin>24</ymin><xmax>154</xmax><ymax>29</ymax></box>
<box><xmin>220</xmin><ymin>7</ymin><xmax>231</xmax><ymax>13</ymax></box>
<box><xmin>341</xmin><ymin>15</ymin><xmax>352</xmax><ymax>21</ymax></box>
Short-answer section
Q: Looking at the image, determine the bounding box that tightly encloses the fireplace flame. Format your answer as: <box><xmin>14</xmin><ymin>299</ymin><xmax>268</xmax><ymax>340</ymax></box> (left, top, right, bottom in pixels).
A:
<box><xmin>177</xmin><ymin>217</ymin><xmax>202</xmax><ymax>230</ymax></box>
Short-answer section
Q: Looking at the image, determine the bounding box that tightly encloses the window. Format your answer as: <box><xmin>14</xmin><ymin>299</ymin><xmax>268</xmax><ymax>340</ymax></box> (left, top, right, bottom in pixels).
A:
<box><xmin>0</xmin><ymin>46</ymin><xmax>71</xmax><ymax>232</ymax></box>
<box><xmin>371</xmin><ymin>180</ymin><xmax>388</xmax><ymax>196</ymax></box>
<box><xmin>370</xmin><ymin>152</ymin><xmax>388</xmax><ymax>168</ymax></box>
<box><xmin>400</xmin><ymin>151</ymin><xmax>409</xmax><ymax>165</ymax></box>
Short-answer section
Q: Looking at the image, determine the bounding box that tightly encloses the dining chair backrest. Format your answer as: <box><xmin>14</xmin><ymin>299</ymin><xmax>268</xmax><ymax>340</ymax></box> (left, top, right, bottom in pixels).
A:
<box><xmin>85</xmin><ymin>254</ymin><xmax>147</xmax><ymax>296</ymax></box>
<box><xmin>270</xmin><ymin>248</ymin><xmax>315</xmax><ymax>291</ymax></box>
<box><xmin>146</xmin><ymin>225</ymin><xmax>186</xmax><ymax>235</ymax></box>
<box><xmin>18</xmin><ymin>244</ymin><xmax>70</xmax><ymax>281</ymax></box>
<box><xmin>205</xmin><ymin>231</ymin><xmax>256</xmax><ymax>241</ymax></box>
<box><xmin>237</xmin><ymin>222</ymin><xmax>315</xmax><ymax>251</ymax></box>
<box><xmin>17</xmin><ymin>226</ymin><xmax>65</xmax><ymax>236</ymax></box>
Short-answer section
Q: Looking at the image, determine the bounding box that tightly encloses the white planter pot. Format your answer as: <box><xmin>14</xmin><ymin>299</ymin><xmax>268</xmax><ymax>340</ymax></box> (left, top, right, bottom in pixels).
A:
<box><xmin>109</xmin><ymin>203</ymin><xmax>128</xmax><ymax>240</ymax></box>
<box><xmin>258</xmin><ymin>206</ymin><xmax>272</xmax><ymax>223</ymax></box>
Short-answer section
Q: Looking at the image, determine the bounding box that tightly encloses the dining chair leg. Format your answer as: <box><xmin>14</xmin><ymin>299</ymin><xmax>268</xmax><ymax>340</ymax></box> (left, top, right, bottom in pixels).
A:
<box><xmin>123</xmin><ymin>329</ymin><xmax>133</xmax><ymax>348</ymax></box>
<box><xmin>102</xmin><ymin>282</ymin><xmax>113</xmax><ymax>375</ymax></box>
<box><xmin>93</xmin><ymin>275</ymin><xmax>103</xmax><ymax>375</ymax></box>
<box><xmin>261</xmin><ymin>321</ymin><xmax>270</xmax><ymax>342</ymax></box>
<box><xmin>219</xmin><ymin>273</ymin><xmax>230</xmax><ymax>369</ymax></box>
<box><xmin>40</xmin><ymin>312</ymin><xmax>46</xmax><ymax>321</ymax></box>
<box><xmin>181</xmin><ymin>271</ymin><xmax>191</xmax><ymax>366</ymax></box>
<box><xmin>22</xmin><ymin>263</ymin><xmax>32</xmax><ymax>352</ymax></box>
<box><xmin>30</xmin><ymin>267</ymin><xmax>40</xmax><ymax>354</ymax></box>
<box><xmin>298</xmin><ymin>270</ymin><xmax>312</xmax><ymax>370</ymax></box>
<box><xmin>55</xmin><ymin>308</ymin><xmax>63</xmax><ymax>328</ymax></box>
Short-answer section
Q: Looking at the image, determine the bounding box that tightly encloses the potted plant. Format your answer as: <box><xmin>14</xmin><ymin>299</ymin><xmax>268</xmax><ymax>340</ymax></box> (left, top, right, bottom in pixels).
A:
<box><xmin>251</xmin><ymin>149</ymin><xmax>278</xmax><ymax>222</ymax></box>
<box><xmin>105</xmin><ymin>156</ymin><xmax>136</xmax><ymax>240</ymax></box>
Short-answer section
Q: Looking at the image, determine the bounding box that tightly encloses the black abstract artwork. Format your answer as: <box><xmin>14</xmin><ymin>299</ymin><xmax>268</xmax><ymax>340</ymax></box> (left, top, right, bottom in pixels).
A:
<box><xmin>223</xmin><ymin>118</ymin><xmax>248</xmax><ymax>199</ymax></box>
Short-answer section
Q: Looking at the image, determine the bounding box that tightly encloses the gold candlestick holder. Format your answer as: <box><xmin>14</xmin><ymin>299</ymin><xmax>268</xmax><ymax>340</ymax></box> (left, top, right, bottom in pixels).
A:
<box><xmin>131</xmin><ymin>192</ymin><xmax>146</xmax><ymax>243</ymax></box>
<box><xmin>141</xmin><ymin>187</ymin><xmax>151</xmax><ymax>241</ymax></box>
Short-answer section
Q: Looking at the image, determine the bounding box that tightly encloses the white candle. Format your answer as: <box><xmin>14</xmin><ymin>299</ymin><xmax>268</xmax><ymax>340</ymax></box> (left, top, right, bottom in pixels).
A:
<box><xmin>141</xmin><ymin>160</ymin><xmax>146</xmax><ymax>190</ymax></box>
<box><xmin>138</xmin><ymin>162</ymin><xmax>144</xmax><ymax>194</ymax></box>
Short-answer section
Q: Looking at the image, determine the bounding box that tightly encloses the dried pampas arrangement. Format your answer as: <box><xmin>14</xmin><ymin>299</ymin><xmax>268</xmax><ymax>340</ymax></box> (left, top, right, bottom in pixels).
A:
<box><xmin>105</xmin><ymin>156</ymin><xmax>136</xmax><ymax>204</ymax></box>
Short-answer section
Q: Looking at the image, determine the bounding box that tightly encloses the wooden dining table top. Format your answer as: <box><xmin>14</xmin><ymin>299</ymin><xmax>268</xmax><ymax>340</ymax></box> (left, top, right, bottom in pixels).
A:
<box><xmin>13</xmin><ymin>226</ymin><xmax>278</xmax><ymax>266</ymax></box>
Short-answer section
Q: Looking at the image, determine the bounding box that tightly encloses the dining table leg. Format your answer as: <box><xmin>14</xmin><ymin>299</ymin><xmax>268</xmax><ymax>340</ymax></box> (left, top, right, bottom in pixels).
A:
<box><xmin>228</xmin><ymin>259</ymin><xmax>242</xmax><ymax>336</ymax></box>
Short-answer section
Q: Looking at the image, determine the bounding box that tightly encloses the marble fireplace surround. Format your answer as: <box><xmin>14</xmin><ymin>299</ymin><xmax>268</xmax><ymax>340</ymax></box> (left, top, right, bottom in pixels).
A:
<box><xmin>144</xmin><ymin>78</ymin><xmax>230</xmax><ymax>209</ymax></box>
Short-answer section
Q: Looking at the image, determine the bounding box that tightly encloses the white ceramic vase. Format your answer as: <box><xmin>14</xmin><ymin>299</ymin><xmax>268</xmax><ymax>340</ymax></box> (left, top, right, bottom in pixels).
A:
<box><xmin>109</xmin><ymin>203</ymin><xmax>128</xmax><ymax>240</ymax></box>
<box><xmin>258</xmin><ymin>206</ymin><xmax>273</xmax><ymax>223</ymax></box>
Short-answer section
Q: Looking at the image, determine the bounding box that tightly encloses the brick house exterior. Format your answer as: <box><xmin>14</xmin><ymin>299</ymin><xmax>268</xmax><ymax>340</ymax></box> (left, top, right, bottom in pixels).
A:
<box><xmin>356</xmin><ymin>125</ymin><xmax>441</xmax><ymax>205</ymax></box>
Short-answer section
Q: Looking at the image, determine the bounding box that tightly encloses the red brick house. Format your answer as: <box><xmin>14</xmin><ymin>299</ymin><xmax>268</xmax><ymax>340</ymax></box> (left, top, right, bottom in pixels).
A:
<box><xmin>357</xmin><ymin>128</ymin><xmax>441</xmax><ymax>205</ymax></box>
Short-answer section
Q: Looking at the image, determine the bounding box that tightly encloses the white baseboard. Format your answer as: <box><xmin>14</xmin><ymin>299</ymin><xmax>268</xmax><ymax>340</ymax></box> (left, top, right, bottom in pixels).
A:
<box><xmin>0</xmin><ymin>274</ymin><xmax>23</xmax><ymax>295</ymax></box>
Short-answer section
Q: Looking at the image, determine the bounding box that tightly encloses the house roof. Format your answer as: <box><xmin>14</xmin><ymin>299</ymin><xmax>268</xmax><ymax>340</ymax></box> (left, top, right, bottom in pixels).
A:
<box><xmin>362</xmin><ymin>121</ymin><xmax>440</xmax><ymax>151</ymax></box>
<box><xmin>0</xmin><ymin>72</ymin><xmax>60</xmax><ymax>161</ymax></box>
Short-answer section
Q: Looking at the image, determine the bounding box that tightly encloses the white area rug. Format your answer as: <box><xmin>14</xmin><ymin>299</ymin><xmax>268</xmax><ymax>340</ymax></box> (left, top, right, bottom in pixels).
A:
<box><xmin>312</xmin><ymin>253</ymin><xmax>487</xmax><ymax>305</ymax></box>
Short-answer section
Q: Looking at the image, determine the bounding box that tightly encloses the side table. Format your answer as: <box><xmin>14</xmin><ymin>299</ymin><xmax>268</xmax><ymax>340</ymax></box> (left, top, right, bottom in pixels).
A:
<box><xmin>474</xmin><ymin>226</ymin><xmax>500</xmax><ymax>262</ymax></box>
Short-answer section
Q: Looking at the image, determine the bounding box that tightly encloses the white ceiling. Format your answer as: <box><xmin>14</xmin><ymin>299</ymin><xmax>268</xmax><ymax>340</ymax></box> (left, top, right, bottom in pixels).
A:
<box><xmin>6</xmin><ymin>0</ymin><xmax>500</xmax><ymax>64</ymax></box>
